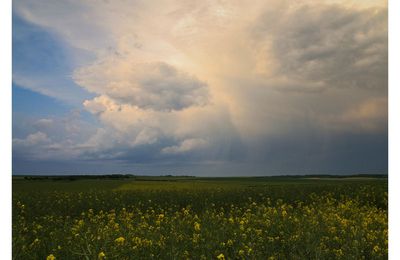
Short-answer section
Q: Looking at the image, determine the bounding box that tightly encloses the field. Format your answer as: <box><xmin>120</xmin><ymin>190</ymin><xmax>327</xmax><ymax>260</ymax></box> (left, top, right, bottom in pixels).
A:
<box><xmin>12</xmin><ymin>176</ymin><xmax>388</xmax><ymax>259</ymax></box>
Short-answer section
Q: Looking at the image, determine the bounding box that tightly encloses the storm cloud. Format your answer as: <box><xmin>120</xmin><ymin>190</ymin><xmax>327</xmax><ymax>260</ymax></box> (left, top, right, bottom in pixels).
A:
<box><xmin>12</xmin><ymin>0</ymin><xmax>387</xmax><ymax>175</ymax></box>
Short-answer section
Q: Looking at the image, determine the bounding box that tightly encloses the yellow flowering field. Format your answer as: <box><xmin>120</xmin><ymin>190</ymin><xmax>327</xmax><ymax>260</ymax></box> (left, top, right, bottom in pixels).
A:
<box><xmin>12</xmin><ymin>176</ymin><xmax>387</xmax><ymax>259</ymax></box>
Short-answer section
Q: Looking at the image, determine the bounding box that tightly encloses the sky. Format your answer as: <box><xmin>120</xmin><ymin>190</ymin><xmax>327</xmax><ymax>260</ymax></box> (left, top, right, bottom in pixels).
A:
<box><xmin>12</xmin><ymin>0</ymin><xmax>388</xmax><ymax>176</ymax></box>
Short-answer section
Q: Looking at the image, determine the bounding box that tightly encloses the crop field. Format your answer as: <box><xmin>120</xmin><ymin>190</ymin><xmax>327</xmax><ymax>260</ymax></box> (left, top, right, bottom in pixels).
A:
<box><xmin>12</xmin><ymin>176</ymin><xmax>388</xmax><ymax>259</ymax></box>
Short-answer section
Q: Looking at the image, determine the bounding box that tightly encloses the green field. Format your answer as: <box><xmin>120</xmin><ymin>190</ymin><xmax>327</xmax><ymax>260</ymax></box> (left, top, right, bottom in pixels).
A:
<box><xmin>13</xmin><ymin>176</ymin><xmax>388</xmax><ymax>259</ymax></box>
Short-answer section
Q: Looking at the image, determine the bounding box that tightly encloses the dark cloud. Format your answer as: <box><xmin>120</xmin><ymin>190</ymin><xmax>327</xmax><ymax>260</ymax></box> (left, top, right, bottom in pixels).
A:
<box><xmin>13</xmin><ymin>129</ymin><xmax>388</xmax><ymax>176</ymax></box>
<box><xmin>252</xmin><ymin>4</ymin><xmax>387</xmax><ymax>92</ymax></box>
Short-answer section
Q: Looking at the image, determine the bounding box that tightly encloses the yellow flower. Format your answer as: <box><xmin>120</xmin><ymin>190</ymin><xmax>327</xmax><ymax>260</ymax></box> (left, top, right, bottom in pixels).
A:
<box><xmin>217</xmin><ymin>253</ymin><xmax>225</xmax><ymax>260</ymax></box>
<box><xmin>98</xmin><ymin>251</ymin><xmax>106</xmax><ymax>259</ymax></box>
<box><xmin>115</xmin><ymin>237</ymin><xmax>125</xmax><ymax>244</ymax></box>
<box><xmin>334</xmin><ymin>249</ymin><xmax>343</xmax><ymax>257</ymax></box>
<box><xmin>194</xmin><ymin>222</ymin><xmax>201</xmax><ymax>232</ymax></box>
<box><xmin>46</xmin><ymin>254</ymin><xmax>56</xmax><ymax>260</ymax></box>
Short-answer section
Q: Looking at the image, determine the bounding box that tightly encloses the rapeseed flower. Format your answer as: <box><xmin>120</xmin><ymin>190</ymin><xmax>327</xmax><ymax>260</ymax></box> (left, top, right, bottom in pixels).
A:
<box><xmin>98</xmin><ymin>251</ymin><xmax>106</xmax><ymax>259</ymax></box>
<box><xmin>46</xmin><ymin>254</ymin><xmax>56</xmax><ymax>260</ymax></box>
<box><xmin>194</xmin><ymin>222</ymin><xmax>201</xmax><ymax>232</ymax></box>
<box><xmin>115</xmin><ymin>236</ymin><xmax>125</xmax><ymax>245</ymax></box>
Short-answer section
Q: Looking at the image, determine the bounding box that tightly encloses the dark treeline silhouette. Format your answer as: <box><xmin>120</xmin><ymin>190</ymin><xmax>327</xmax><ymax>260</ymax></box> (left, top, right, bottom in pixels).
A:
<box><xmin>22</xmin><ymin>174</ymin><xmax>135</xmax><ymax>181</ymax></box>
<box><xmin>15</xmin><ymin>173</ymin><xmax>387</xmax><ymax>182</ymax></box>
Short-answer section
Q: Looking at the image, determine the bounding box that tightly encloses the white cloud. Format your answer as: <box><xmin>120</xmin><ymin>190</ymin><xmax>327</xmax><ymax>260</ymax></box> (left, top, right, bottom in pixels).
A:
<box><xmin>161</xmin><ymin>138</ymin><xmax>208</xmax><ymax>154</ymax></box>
<box><xmin>76</xmin><ymin>60</ymin><xmax>209</xmax><ymax>111</ymax></box>
<box><xmin>12</xmin><ymin>74</ymin><xmax>89</xmax><ymax>105</ymax></box>
<box><xmin>13</xmin><ymin>131</ymin><xmax>50</xmax><ymax>146</ymax></box>
<box><xmin>13</xmin><ymin>113</ymin><xmax>98</xmax><ymax>160</ymax></box>
<box><xmin>133</xmin><ymin>128</ymin><xmax>160</xmax><ymax>146</ymax></box>
<box><xmin>33</xmin><ymin>118</ymin><xmax>53</xmax><ymax>129</ymax></box>
<box><xmin>83</xmin><ymin>95</ymin><xmax>120</xmax><ymax>114</ymax></box>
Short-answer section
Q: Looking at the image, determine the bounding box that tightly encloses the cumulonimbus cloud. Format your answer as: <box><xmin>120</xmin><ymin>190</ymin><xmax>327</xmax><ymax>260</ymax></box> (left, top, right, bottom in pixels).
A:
<box><xmin>75</xmin><ymin>59</ymin><xmax>209</xmax><ymax>111</ymax></box>
<box><xmin>12</xmin><ymin>0</ymin><xmax>388</xmax><ymax>173</ymax></box>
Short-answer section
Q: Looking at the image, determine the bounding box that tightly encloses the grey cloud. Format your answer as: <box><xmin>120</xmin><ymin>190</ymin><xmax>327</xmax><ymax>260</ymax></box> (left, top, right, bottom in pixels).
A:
<box><xmin>252</xmin><ymin>4</ymin><xmax>387</xmax><ymax>92</ymax></box>
<box><xmin>134</xmin><ymin>63</ymin><xmax>209</xmax><ymax>111</ymax></box>
<box><xmin>13</xmin><ymin>129</ymin><xmax>388</xmax><ymax>175</ymax></box>
<box><xmin>319</xmin><ymin>97</ymin><xmax>387</xmax><ymax>133</ymax></box>
<box><xmin>244</xmin><ymin>130</ymin><xmax>387</xmax><ymax>174</ymax></box>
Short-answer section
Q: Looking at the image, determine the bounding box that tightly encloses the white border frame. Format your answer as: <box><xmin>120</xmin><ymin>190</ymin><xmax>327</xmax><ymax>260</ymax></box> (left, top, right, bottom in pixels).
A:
<box><xmin>2</xmin><ymin>0</ymin><xmax>396</xmax><ymax>258</ymax></box>
<box><xmin>0</xmin><ymin>0</ymin><xmax>12</xmax><ymax>258</ymax></box>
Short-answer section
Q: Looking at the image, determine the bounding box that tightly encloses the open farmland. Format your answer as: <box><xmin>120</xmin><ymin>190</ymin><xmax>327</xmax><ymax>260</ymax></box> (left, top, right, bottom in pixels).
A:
<box><xmin>12</xmin><ymin>176</ymin><xmax>388</xmax><ymax>259</ymax></box>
